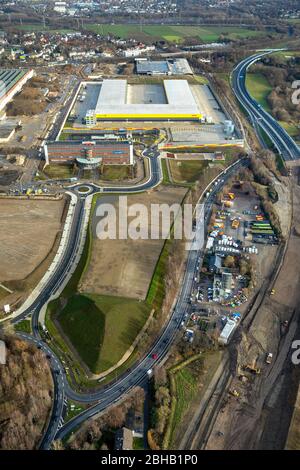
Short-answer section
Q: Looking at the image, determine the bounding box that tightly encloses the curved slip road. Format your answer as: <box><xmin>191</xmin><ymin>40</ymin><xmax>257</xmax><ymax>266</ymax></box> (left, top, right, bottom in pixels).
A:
<box><xmin>232</xmin><ymin>49</ymin><xmax>300</xmax><ymax>161</ymax></box>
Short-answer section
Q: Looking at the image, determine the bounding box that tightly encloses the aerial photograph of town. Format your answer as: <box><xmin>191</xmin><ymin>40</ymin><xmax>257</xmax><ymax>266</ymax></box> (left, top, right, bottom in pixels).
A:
<box><xmin>0</xmin><ymin>0</ymin><xmax>300</xmax><ymax>462</ymax></box>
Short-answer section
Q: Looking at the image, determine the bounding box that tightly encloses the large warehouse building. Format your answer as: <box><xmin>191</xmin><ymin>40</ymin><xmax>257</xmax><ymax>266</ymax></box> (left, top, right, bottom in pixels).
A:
<box><xmin>0</xmin><ymin>69</ymin><xmax>34</xmax><ymax>112</ymax></box>
<box><xmin>44</xmin><ymin>140</ymin><xmax>134</xmax><ymax>167</ymax></box>
<box><xmin>85</xmin><ymin>79</ymin><xmax>202</xmax><ymax>124</ymax></box>
<box><xmin>135</xmin><ymin>58</ymin><xmax>193</xmax><ymax>76</ymax></box>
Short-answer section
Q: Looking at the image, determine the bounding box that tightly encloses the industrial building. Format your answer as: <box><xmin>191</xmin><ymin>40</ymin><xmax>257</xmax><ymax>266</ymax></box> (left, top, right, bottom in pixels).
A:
<box><xmin>44</xmin><ymin>140</ymin><xmax>134</xmax><ymax>167</ymax></box>
<box><xmin>85</xmin><ymin>79</ymin><xmax>202</xmax><ymax>123</ymax></box>
<box><xmin>0</xmin><ymin>119</ymin><xmax>20</xmax><ymax>143</ymax></box>
<box><xmin>135</xmin><ymin>58</ymin><xmax>193</xmax><ymax>76</ymax></box>
<box><xmin>0</xmin><ymin>69</ymin><xmax>34</xmax><ymax>112</ymax></box>
<box><xmin>218</xmin><ymin>318</ymin><xmax>238</xmax><ymax>345</ymax></box>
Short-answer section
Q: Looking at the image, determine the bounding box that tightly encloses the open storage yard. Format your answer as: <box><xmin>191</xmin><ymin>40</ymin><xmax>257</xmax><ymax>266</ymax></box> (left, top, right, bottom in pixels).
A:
<box><xmin>197</xmin><ymin>167</ymin><xmax>299</xmax><ymax>451</ymax></box>
<box><xmin>80</xmin><ymin>186</ymin><xmax>187</xmax><ymax>300</ymax></box>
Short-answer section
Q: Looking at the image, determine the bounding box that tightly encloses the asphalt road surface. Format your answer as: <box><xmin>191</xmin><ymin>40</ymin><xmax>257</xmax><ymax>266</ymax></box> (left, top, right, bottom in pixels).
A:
<box><xmin>231</xmin><ymin>49</ymin><xmax>300</xmax><ymax>161</ymax></box>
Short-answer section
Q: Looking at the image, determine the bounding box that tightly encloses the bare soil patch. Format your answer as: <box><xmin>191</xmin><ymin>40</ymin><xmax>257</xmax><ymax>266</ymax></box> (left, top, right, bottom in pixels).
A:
<box><xmin>80</xmin><ymin>186</ymin><xmax>187</xmax><ymax>300</ymax></box>
<box><xmin>0</xmin><ymin>198</ymin><xmax>66</xmax><ymax>283</ymax></box>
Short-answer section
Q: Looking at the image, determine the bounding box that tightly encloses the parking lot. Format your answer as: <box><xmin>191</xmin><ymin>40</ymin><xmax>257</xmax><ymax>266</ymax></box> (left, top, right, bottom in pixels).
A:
<box><xmin>72</xmin><ymin>83</ymin><xmax>101</xmax><ymax>126</ymax></box>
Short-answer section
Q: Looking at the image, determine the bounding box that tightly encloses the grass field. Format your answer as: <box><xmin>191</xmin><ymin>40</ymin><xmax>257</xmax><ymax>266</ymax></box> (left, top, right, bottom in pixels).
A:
<box><xmin>14</xmin><ymin>319</ymin><xmax>32</xmax><ymax>334</ymax></box>
<box><xmin>169</xmin><ymin>351</ymin><xmax>222</xmax><ymax>448</ymax></box>
<box><xmin>168</xmin><ymin>160</ymin><xmax>209</xmax><ymax>184</ymax></box>
<box><xmin>57</xmin><ymin>293</ymin><xmax>151</xmax><ymax>373</ymax></box>
<box><xmin>15</xmin><ymin>24</ymin><xmax>75</xmax><ymax>34</ymax></box>
<box><xmin>172</xmin><ymin>367</ymin><xmax>199</xmax><ymax>431</ymax></box>
<box><xmin>86</xmin><ymin>24</ymin><xmax>264</xmax><ymax>43</ymax></box>
<box><xmin>101</xmin><ymin>165</ymin><xmax>131</xmax><ymax>181</ymax></box>
<box><xmin>279</xmin><ymin>121</ymin><xmax>300</xmax><ymax>140</ymax></box>
<box><xmin>245</xmin><ymin>72</ymin><xmax>272</xmax><ymax>112</ymax></box>
<box><xmin>43</xmin><ymin>164</ymin><xmax>76</xmax><ymax>179</ymax></box>
<box><xmin>133</xmin><ymin>437</ymin><xmax>144</xmax><ymax>450</ymax></box>
<box><xmin>246</xmin><ymin>71</ymin><xmax>300</xmax><ymax>142</ymax></box>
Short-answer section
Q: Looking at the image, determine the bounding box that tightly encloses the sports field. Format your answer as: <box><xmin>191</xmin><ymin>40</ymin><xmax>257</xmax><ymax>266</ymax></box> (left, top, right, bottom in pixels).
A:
<box><xmin>86</xmin><ymin>24</ymin><xmax>265</xmax><ymax>43</ymax></box>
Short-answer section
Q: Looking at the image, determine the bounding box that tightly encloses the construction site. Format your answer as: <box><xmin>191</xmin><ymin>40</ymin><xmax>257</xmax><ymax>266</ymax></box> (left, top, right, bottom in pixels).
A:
<box><xmin>178</xmin><ymin>163</ymin><xmax>300</xmax><ymax>451</ymax></box>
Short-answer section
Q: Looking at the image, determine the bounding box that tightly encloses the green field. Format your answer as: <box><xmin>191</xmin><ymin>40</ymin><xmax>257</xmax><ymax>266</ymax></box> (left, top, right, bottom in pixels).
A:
<box><xmin>86</xmin><ymin>24</ymin><xmax>264</xmax><ymax>43</ymax></box>
<box><xmin>245</xmin><ymin>72</ymin><xmax>272</xmax><ymax>112</ymax></box>
<box><xmin>246</xmin><ymin>70</ymin><xmax>300</xmax><ymax>143</ymax></box>
<box><xmin>133</xmin><ymin>437</ymin><xmax>144</xmax><ymax>450</ymax></box>
<box><xmin>169</xmin><ymin>160</ymin><xmax>209</xmax><ymax>184</ymax></box>
<box><xmin>57</xmin><ymin>293</ymin><xmax>151</xmax><ymax>373</ymax></box>
<box><xmin>14</xmin><ymin>319</ymin><xmax>32</xmax><ymax>333</ymax></box>
<box><xmin>43</xmin><ymin>164</ymin><xmax>76</xmax><ymax>179</ymax></box>
<box><xmin>279</xmin><ymin>121</ymin><xmax>300</xmax><ymax>140</ymax></box>
<box><xmin>15</xmin><ymin>24</ymin><xmax>75</xmax><ymax>34</ymax></box>
<box><xmin>172</xmin><ymin>367</ymin><xmax>199</xmax><ymax>431</ymax></box>
<box><xmin>101</xmin><ymin>165</ymin><xmax>131</xmax><ymax>181</ymax></box>
<box><xmin>168</xmin><ymin>351</ymin><xmax>222</xmax><ymax>448</ymax></box>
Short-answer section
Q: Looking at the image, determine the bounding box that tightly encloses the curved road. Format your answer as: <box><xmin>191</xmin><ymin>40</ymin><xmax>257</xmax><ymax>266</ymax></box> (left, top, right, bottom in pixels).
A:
<box><xmin>232</xmin><ymin>49</ymin><xmax>300</xmax><ymax>161</ymax></box>
<box><xmin>14</xmin><ymin>152</ymin><xmax>248</xmax><ymax>448</ymax></box>
<box><xmin>47</xmin><ymin>158</ymin><xmax>248</xmax><ymax>448</ymax></box>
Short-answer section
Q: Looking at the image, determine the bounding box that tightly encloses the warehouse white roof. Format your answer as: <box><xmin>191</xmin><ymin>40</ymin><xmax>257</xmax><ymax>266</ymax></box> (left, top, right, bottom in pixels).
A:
<box><xmin>94</xmin><ymin>79</ymin><xmax>201</xmax><ymax>117</ymax></box>
<box><xmin>219</xmin><ymin>319</ymin><xmax>237</xmax><ymax>345</ymax></box>
<box><xmin>163</xmin><ymin>80</ymin><xmax>196</xmax><ymax>106</ymax></box>
<box><xmin>98</xmin><ymin>79</ymin><xmax>126</xmax><ymax>105</ymax></box>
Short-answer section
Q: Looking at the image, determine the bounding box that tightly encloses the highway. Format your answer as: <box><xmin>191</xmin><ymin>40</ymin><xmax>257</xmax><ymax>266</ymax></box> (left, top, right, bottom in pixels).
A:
<box><xmin>231</xmin><ymin>49</ymin><xmax>300</xmax><ymax>161</ymax></box>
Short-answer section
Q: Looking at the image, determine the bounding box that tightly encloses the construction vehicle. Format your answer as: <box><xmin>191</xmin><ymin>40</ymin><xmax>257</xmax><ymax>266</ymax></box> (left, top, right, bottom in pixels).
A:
<box><xmin>243</xmin><ymin>363</ymin><xmax>261</xmax><ymax>375</ymax></box>
<box><xmin>231</xmin><ymin>219</ymin><xmax>240</xmax><ymax>229</ymax></box>
<box><xmin>228</xmin><ymin>192</ymin><xmax>235</xmax><ymax>200</ymax></box>
<box><xmin>229</xmin><ymin>389</ymin><xmax>240</xmax><ymax>397</ymax></box>
<box><xmin>266</xmin><ymin>353</ymin><xmax>273</xmax><ymax>364</ymax></box>
<box><xmin>223</xmin><ymin>200</ymin><xmax>233</xmax><ymax>208</ymax></box>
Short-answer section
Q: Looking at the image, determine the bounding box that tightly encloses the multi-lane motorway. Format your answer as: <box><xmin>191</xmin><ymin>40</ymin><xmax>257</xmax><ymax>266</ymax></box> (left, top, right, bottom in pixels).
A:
<box><xmin>232</xmin><ymin>49</ymin><xmax>300</xmax><ymax>161</ymax></box>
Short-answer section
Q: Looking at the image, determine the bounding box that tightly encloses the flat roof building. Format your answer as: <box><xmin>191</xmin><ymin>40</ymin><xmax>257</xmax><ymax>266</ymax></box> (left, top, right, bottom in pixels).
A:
<box><xmin>85</xmin><ymin>79</ymin><xmax>202</xmax><ymax>122</ymax></box>
<box><xmin>0</xmin><ymin>69</ymin><xmax>34</xmax><ymax>112</ymax></box>
<box><xmin>44</xmin><ymin>140</ymin><xmax>134</xmax><ymax>166</ymax></box>
<box><xmin>218</xmin><ymin>318</ymin><xmax>238</xmax><ymax>346</ymax></box>
<box><xmin>136</xmin><ymin>58</ymin><xmax>193</xmax><ymax>76</ymax></box>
